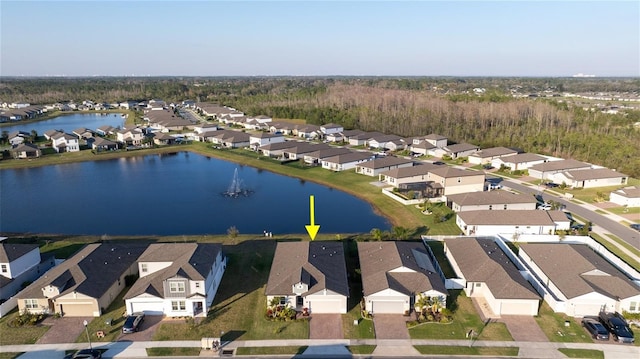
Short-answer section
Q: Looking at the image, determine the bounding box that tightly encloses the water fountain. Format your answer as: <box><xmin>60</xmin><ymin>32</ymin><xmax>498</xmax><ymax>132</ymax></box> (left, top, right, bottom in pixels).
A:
<box><xmin>223</xmin><ymin>168</ymin><xmax>252</xmax><ymax>197</ymax></box>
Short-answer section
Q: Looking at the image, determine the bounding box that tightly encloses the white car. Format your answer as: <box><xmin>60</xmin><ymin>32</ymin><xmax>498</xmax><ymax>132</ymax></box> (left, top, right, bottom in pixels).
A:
<box><xmin>538</xmin><ymin>203</ymin><xmax>552</xmax><ymax>210</ymax></box>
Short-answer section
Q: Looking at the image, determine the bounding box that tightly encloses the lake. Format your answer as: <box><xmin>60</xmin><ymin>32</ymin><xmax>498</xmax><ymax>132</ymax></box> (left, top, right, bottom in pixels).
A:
<box><xmin>0</xmin><ymin>152</ymin><xmax>391</xmax><ymax>236</ymax></box>
<box><xmin>1</xmin><ymin>112</ymin><xmax>125</xmax><ymax>135</ymax></box>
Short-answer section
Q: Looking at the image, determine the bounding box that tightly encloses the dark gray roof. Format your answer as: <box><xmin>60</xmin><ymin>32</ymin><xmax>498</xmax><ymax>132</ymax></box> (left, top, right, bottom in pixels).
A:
<box><xmin>124</xmin><ymin>243</ymin><xmax>223</xmax><ymax>299</ymax></box>
<box><xmin>283</xmin><ymin>143</ymin><xmax>330</xmax><ymax>155</ymax></box>
<box><xmin>19</xmin><ymin>242</ymin><xmax>148</xmax><ymax>300</ymax></box>
<box><xmin>519</xmin><ymin>243</ymin><xmax>640</xmax><ymax>300</ymax></box>
<box><xmin>357</xmin><ymin>157</ymin><xmax>414</xmax><ymax>169</ymax></box>
<box><xmin>380</xmin><ymin>163</ymin><xmax>441</xmax><ymax>178</ymax></box>
<box><xmin>529</xmin><ymin>159</ymin><xmax>591</xmax><ymax>172</ymax></box>
<box><xmin>0</xmin><ymin>243</ymin><xmax>39</xmax><ymax>262</ymax></box>
<box><xmin>259</xmin><ymin>141</ymin><xmax>300</xmax><ymax>151</ymax></box>
<box><xmin>266</xmin><ymin>242</ymin><xmax>348</xmax><ymax>297</ymax></box>
<box><xmin>444</xmin><ymin>143</ymin><xmax>480</xmax><ymax>154</ymax></box>
<box><xmin>429</xmin><ymin>166</ymin><xmax>484</xmax><ymax>178</ymax></box>
<box><xmin>358</xmin><ymin>242</ymin><xmax>446</xmax><ymax>296</ymax></box>
<box><xmin>457</xmin><ymin>210</ymin><xmax>559</xmax><ymax>226</ymax></box>
<box><xmin>305</xmin><ymin>147</ymin><xmax>352</xmax><ymax>159</ymax></box>
<box><xmin>497</xmin><ymin>153</ymin><xmax>546</xmax><ymax>164</ymax></box>
<box><xmin>445</xmin><ymin>238</ymin><xmax>540</xmax><ymax>300</ymax></box>
<box><xmin>563</xmin><ymin>168</ymin><xmax>627</xmax><ymax>181</ymax></box>
<box><xmin>322</xmin><ymin>151</ymin><xmax>374</xmax><ymax>164</ymax></box>
<box><xmin>469</xmin><ymin>147</ymin><xmax>518</xmax><ymax>159</ymax></box>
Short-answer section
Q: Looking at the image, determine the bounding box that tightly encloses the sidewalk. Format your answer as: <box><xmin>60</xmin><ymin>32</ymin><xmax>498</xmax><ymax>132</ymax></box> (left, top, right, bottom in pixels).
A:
<box><xmin>4</xmin><ymin>339</ymin><xmax>640</xmax><ymax>359</ymax></box>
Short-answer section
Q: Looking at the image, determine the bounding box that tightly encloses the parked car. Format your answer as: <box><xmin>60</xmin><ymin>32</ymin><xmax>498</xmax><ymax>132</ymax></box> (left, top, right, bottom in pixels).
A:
<box><xmin>571</xmin><ymin>223</ymin><xmax>592</xmax><ymax>232</ymax></box>
<box><xmin>537</xmin><ymin>202</ymin><xmax>552</xmax><ymax>211</ymax></box>
<box><xmin>599</xmin><ymin>311</ymin><xmax>634</xmax><ymax>343</ymax></box>
<box><xmin>488</xmin><ymin>183</ymin><xmax>503</xmax><ymax>190</ymax></box>
<box><xmin>581</xmin><ymin>317</ymin><xmax>610</xmax><ymax>341</ymax></box>
<box><xmin>122</xmin><ymin>312</ymin><xmax>145</xmax><ymax>334</ymax></box>
<box><xmin>543</xmin><ymin>182</ymin><xmax>559</xmax><ymax>188</ymax></box>
<box><xmin>64</xmin><ymin>349</ymin><xmax>102</xmax><ymax>359</ymax></box>
<box><xmin>631</xmin><ymin>223</ymin><xmax>640</xmax><ymax>232</ymax></box>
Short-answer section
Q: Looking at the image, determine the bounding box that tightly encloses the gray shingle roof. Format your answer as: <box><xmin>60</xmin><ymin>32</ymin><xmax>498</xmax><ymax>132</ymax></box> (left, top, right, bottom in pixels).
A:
<box><xmin>357</xmin><ymin>157</ymin><xmax>414</xmax><ymax>169</ymax></box>
<box><xmin>380</xmin><ymin>163</ymin><xmax>441</xmax><ymax>178</ymax></box>
<box><xmin>519</xmin><ymin>243</ymin><xmax>640</xmax><ymax>300</ymax></box>
<box><xmin>266</xmin><ymin>242</ymin><xmax>348</xmax><ymax>297</ymax></box>
<box><xmin>469</xmin><ymin>147</ymin><xmax>518</xmax><ymax>159</ymax></box>
<box><xmin>322</xmin><ymin>151</ymin><xmax>373</xmax><ymax>164</ymax></box>
<box><xmin>529</xmin><ymin>159</ymin><xmax>591</xmax><ymax>172</ymax></box>
<box><xmin>0</xmin><ymin>243</ymin><xmax>39</xmax><ymax>262</ymax></box>
<box><xmin>456</xmin><ymin>210</ymin><xmax>559</xmax><ymax>226</ymax></box>
<box><xmin>498</xmin><ymin>153</ymin><xmax>546</xmax><ymax>164</ymax></box>
<box><xmin>563</xmin><ymin>168</ymin><xmax>627</xmax><ymax>181</ymax></box>
<box><xmin>358</xmin><ymin>242</ymin><xmax>446</xmax><ymax>296</ymax></box>
<box><xmin>445</xmin><ymin>238</ymin><xmax>540</xmax><ymax>299</ymax></box>
<box><xmin>447</xmin><ymin>191</ymin><xmax>538</xmax><ymax>206</ymax></box>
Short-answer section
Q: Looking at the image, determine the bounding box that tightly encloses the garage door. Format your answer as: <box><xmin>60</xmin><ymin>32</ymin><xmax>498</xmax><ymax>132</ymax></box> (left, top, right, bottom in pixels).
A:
<box><xmin>130</xmin><ymin>301</ymin><xmax>165</xmax><ymax>315</ymax></box>
<box><xmin>572</xmin><ymin>303</ymin><xmax>604</xmax><ymax>317</ymax></box>
<box><xmin>499</xmin><ymin>301</ymin><xmax>537</xmax><ymax>316</ymax></box>
<box><xmin>308</xmin><ymin>300</ymin><xmax>341</xmax><ymax>314</ymax></box>
<box><xmin>60</xmin><ymin>303</ymin><xmax>96</xmax><ymax>317</ymax></box>
<box><xmin>372</xmin><ymin>301</ymin><xmax>404</xmax><ymax>314</ymax></box>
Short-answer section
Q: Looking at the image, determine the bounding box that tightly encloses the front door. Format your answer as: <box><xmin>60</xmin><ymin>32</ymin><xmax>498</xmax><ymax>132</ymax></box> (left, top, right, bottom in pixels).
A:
<box><xmin>296</xmin><ymin>296</ymin><xmax>303</xmax><ymax>311</ymax></box>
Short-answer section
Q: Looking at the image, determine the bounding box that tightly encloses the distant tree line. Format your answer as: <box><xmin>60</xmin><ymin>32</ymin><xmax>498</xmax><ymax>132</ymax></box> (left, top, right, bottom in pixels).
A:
<box><xmin>1</xmin><ymin>77</ymin><xmax>638</xmax><ymax>177</ymax></box>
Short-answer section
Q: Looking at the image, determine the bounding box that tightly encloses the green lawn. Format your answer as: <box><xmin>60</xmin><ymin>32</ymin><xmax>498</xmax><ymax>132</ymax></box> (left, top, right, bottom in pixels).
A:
<box><xmin>153</xmin><ymin>239</ymin><xmax>310</xmax><ymax>341</ymax></box>
<box><xmin>424</xmin><ymin>240</ymin><xmax>456</xmax><ymax>278</ymax></box>
<box><xmin>606</xmin><ymin>206</ymin><xmax>640</xmax><ymax>215</ymax></box>
<box><xmin>146</xmin><ymin>347</ymin><xmax>201</xmax><ymax>356</ymax></box>
<box><xmin>0</xmin><ymin>354</ymin><xmax>24</xmax><ymax>359</ymax></box>
<box><xmin>0</xmin><ymin>309</ymin><xmax>50</xmax><ymax>345</ymax></box>
<box><xmin>347</xmin><ymin>345</ymin><xmax>376</xmax><ymax>354</ymax></box>
<box><xmin>414</xmin><ymin>345</ymin><xmax>519</xmax><ymax>356</ymax></box>
<box><xmin>533</xmin><ymin>302</ymin><xmax>592</xmax><ymax>343</ymax></box>
<box><xmin>235</xmin><ymin>346</ymin><xmax>308</xmax><ymax>355</ymax></box>
<box><xmin>76</xmin><ymin>285</ymin><xmax>134</xmax><ymax>344</ymax></box>
<box><xmin>557</xmin><ymin>348</ymin><xmax>604</xmax><ymax>359</ymax></box>
<box><xmin>341</xmin><ymin>239</ymin><xmax>376</xmax><ymax>339</ymax></box>
<box><xmin>409</xmin><ymin>291</ymin><xmax>513</xmax><ymax>341</ymax></box>
<box><xmin>562</xmin><ymin>185</ymin><xmax>629</xmax><ymax>204</ymax></box>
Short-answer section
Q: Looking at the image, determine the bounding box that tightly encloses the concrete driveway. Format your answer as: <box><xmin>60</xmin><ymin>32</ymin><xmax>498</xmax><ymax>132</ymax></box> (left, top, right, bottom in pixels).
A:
<box><xmin>499</xmin><ymin>315</ymin><xmax>548</xmax><ymax>342</ymax></box>
<box><xmin>116</xmin><ymin>315</ymin><xmax>163</xmax><ymax>341</ymax></box>
<box><xmin>309</xmin><ymin>314</ymin><xmax>343</xmax><ymax>339</ymax></box>
<box><xmin>373</xmin><ymin>314</ymin><xmax>410</xmax><ymax>339</ymax></box>
<box><xmin>36</xmin><ymin>316</ymin><xmax>93</xmax><ymax>344</ymax></box>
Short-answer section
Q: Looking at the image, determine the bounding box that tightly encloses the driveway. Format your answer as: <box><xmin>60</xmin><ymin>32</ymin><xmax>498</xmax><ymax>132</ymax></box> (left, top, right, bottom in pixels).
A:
<box><xmin>116</xmin><ymin>315</ymin><xmax>163</xmax><ymax>341</ymax></box>
<box><xmin>309</xmin><ymin>314</ymin><xmax>343</xmax><ymax>339</ymax></box>
<box><xmin>37</xmin><ymin>316</ymin><xmax>93</xmax><ymax>344</ymax></box>
<box><xmin>373</xmin><ymin>314</ymin><xmax>410</xmax><ymax>339</ymax></box>
<box><xmin>498</xmin><ymin>315</ymin><xmax>548</xmax><ymax>342</ymax></box>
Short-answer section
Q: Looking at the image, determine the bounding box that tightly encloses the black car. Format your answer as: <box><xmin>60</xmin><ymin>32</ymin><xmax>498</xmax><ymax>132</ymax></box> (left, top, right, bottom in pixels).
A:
<box><xmin>122</xmin><ymin>312</ymin><xmax>145</xmax><ymax>334</ymax></box>
<box><xmin>631</xmin><ymin>223</ymin><xmax>640</xmax><ymax>232</ymax></box>
<box><xmin>63</xmin><ymin>349</ymin><xmax>102</xmax><ymax>359</ymax></box>
<box><xmin>581</xmin><ymin>317</ymin><xmax>610</xmax><ymax>341</ymax></box>
<box><xmin>599</xmin><ymin>311</ymin><xmax>635</xmax><ymax>343</ymax></box>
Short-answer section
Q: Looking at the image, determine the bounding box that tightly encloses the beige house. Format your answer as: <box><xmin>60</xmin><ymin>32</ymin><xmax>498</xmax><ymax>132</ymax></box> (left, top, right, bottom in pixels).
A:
<box><xmin>447</xmin><ymin>191</ymin><xmax>538</xmax><ymax>212</ymax></box>
<box><xmin>17</xmin><ymin>243</ymin><xmax>147</xmax><ymax>317</ymax></box>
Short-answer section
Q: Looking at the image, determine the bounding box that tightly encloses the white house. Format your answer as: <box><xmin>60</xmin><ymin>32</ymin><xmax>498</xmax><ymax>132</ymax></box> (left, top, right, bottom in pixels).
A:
<box><xmin>266</xmin><ymin>242</ymin><xmax>349</xmax><ymax>314</ymax></box>
<box><xmin>124</xmin><ymin>243</ymin><xmax>226</xmax><ymax>317</ymax></box>
<box><xmin>320</xmin><ymin>123</ymin><xmax>344</xmax><ymax>136</ymax></box>
<box><xmin>358</xmin><ymin>241</ymin><xmax>447</xmax><ymax>315</ymax></box>
<box><xmin>519</xmin><ymin>243</ymin><xmax>640</xmax><ymax>317</ymax></box>
<box><xmin>609</xmin><ymin>186</ymin><xmax>640</xmax><ymax>207</ymax></box>
<box><xmin>467</xmin><ymin>147</ymin><xmax>519</xmax><ymax>165</ymax></box>
<box><xmin>444</xmin><ymin>237</ymin><xmax>541</xmax><ymax>316</ymax></box>
<box><xmin>528</xmin><ymin>159</ymin><xmax>591</xmax><ymax>180</ymax></box>
<box><xmin>456</xmin><ymin>210</ymin><xmax>569</xmax><ymax>236</ymax></box>
<box><xmin>434</xmin><ymin>143</ymin><xmax>480</xmax><ymax>159</ymax></box>
<box><xmin>421</xmin><ymin>134</ymin><xmax>448</xmax><ymax>148</ymax></box>
<box><xmin>355</xmin><ymin>157</ymin><xmax>414</xmax><ymax>177</ymax></box>
<box><xmin>321</xmin><ymin>151</ymin><xmax>373</xmax><ymax>171</ymax></box>
<box><xmin>447</xmin><ymin>191</ymin><xmax>538</xmax><ymax>212</ymax></box>
<box><xmin>51</xmin><ymin>133</ymin><xmax>80</xmax><ymax>153</ymax></box>
<box><xmin>491</xmin><ymin>153</ymin><xmax>548</xmax><ymax>171</ymax></box>
<box><xmin>249</xmin><ymin>132</ymin><xmax>285</xmax><ymax>149</ymax></box>
<box><xmin>551</xmin><ymin>168</ymin><xmax>628</xmax><ymax>189</ymax></box>
<box><xmin>116</xmin><ymin>128</ymin><xmax>145</xmax><ymax>147</ymax></box>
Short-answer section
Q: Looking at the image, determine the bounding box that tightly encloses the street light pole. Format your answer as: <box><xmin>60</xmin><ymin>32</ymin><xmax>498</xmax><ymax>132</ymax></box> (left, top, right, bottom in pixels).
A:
<box><xmin>83</xmin><ymin>320</ymin><xmax>92</xmax><ymax>350</ymax></box>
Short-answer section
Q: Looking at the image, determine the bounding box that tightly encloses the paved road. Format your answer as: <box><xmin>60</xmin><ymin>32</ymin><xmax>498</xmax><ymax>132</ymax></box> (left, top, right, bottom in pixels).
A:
<box><xmin>498</xmin><ymin>178</ymin><xmax>640</xmax><ymax>251</ymax></box>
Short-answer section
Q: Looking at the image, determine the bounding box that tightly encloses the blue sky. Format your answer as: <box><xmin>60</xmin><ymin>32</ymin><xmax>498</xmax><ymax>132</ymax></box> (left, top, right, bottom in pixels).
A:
<box><xmin>1</xmin><ymin>1</ymin><xmax>638</xmax><ymax>77</ymax></box>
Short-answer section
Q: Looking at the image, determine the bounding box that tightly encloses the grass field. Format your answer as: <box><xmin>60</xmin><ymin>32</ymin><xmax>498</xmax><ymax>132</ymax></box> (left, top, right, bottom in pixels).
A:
<box><xmin>533</xmin><ymin>302</ymin><xmax>592</xmax><ymax>343</ymax></box>
<box><xmin>557</xmin><ymin>348</ymin><xmax>604</xmax><ymax>359</ymax></box>
<box><xmin>145</xmin><ymin>347</ymin><xmax>201</xmax><ymax>356</ymax></box>
<box><xmin>0</xmin><ymin>310</ymin><xmax>50</xmax><ymax>345</ymax></box>
<box><xmin>0</xmin><ymin>354</ymin><xmax>23</xmax><ymax>359</ymax></box>
<box><xmin>235</xmin><ymin>346</ymin><xmax>308</xmax><ymax>355</ymax></box>
<box><xmin>414</xmin><ymin>345</ymin><xmax>519</xmax><ymax>356</ymax></box>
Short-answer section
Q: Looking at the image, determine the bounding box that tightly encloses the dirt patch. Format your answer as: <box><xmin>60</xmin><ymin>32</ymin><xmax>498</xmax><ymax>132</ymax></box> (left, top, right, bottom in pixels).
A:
<box><xmin>116</xmin><ymin>315</ymin><xmax>163</xmax><ymax>341</ymax></box>
<box><xmin>309</xmin><ymin>314</ymin><xmax>343</xmax><ymax>339</ymax></box>
<box><xmin>373</xmin><ymin>314</ymin><xmax>410</xmax><ymax>339</ymax></box>
<box><xmin>37</xmin><ymin>316</ymin><xmax>93</xmax><ymax>344</ymax></box>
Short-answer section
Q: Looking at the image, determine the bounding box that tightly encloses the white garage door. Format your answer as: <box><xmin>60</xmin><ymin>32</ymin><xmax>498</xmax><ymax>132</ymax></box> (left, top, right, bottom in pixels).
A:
<box><xmin>130</xmin><ymin>301</ymin><xmax>165</xmax><ymax>315</ymax></box>
<box><xmin>499</xmin><ymin>301</ymin><xmax>536</xmax><ymax>316</ymax></box>
<box><xmin>573</xmin><ymin>303</ymin><xmax>604</xmax><ymax>317</ymax></box>
<box><xmin>308</xmin><ymin>300</ymin><xmax>341</xmax><ymax>314</ymax></box>
<box><xmin>372</xmin><ymin>301</ymin><xmax>404</xmax><ymax>314</ymax></box>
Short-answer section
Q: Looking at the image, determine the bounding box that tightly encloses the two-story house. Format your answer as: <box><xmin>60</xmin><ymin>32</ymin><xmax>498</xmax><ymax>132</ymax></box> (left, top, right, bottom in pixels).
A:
<box><xmin>124</xmin><ymin>243</ymin><xmax>226</xmax><ymax>317</ymax></box>
<box><xmin>51</xmin><ymin>132</ymin><xmax>80</xmax><ymax>153</ymax></box>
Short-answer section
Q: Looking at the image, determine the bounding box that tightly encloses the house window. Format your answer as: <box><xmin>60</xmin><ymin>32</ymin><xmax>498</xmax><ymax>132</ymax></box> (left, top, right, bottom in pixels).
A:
<box><xmin>195</xmin><ymin>282</ymin><xmax>200</xmax><ymax>288</ymax></box>
<box><xmin>475</xmin><ymin>283</ymin><xmax>482</xmax><ymax>287</ymax></box>
<box><xmin>25</xmin><ymin>299</ymin><xmax>38</xmax><ymax>309</ymax></box>
<box><xmin>488</xmin><ymin>205</ymin><xmax>493</xmax><ymax>210</ymax></box>
<box><xmin>169</xmin><ymin>282</ymin><xmax>186</xmax><ymax>293</ymax></box>
<box><xmin>0</xmin><ymin>264</ymin><xmax>6</xmax><ymax>273</ymax></box>
<box><xmin>279</xmin><ymin>297</ymin><xmax>286</xmax><ymax>305</ymax></box>
<box><xmin>630</xmin><ymin>302</ymin><xmax>638</xmax><ymax>311</ymax></box>
<box><xmin>171</xmin><ymin>301</ymin><xmax>186</xmax><ymax>311</ymax></box>
<box><xmin>503</xmin><ymin>205</ymin><xmax>508</xmax><ymax>210</ymax></box>
<box><xmin>141</xmin><ymin>264</ymin><xmax>148</xmax><ymax>273</ymax></box>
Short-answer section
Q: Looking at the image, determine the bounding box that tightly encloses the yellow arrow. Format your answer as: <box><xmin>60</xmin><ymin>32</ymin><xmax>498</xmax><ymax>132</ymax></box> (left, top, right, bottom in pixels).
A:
<box><xmin>305</xmin><ymin>195</ymin><xmax>320</xmax><ymax>240</ymax></box>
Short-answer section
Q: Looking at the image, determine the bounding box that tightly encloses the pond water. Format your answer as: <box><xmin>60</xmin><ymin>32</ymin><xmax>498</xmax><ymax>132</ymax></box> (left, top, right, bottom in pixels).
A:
<box><xmin>0</xmin><ymin>152</ymin><xmax>391</xmax><ymax>236</ymax></box>
<box><xmin>1</xmin><ymin>112</ymin><xmax>125</xmax><ymax>135</ymax></box>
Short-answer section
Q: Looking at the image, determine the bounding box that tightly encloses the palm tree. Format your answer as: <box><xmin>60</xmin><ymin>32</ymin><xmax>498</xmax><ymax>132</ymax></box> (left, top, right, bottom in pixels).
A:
<box><xmin>370</xmin><ymin>228</ymin><xmax>382</xmax><ymax>241</ymax></box>
<box><xmin>392</xmin><ymin>226</ymin><xmax>409</xmax><ymax>240</ymax></box>
<box><xmin>227</xmin><ymin>226</ymin><xmax>239</xmax><ymax>239</ymax></box>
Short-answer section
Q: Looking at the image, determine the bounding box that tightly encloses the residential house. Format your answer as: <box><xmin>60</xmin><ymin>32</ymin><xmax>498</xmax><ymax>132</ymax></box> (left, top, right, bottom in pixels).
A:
<box><xmin>348</xmin><ymin>132</ymin><xmax>383</xmax><ymax>147</ymax></box>
<box><xmin>193</xmin><ymin>123</ymin><xmax>219</xmax><ymax>135</ymax></box>
<box><xmin>95</xmin><ymin>125</ymin><xmax>117</xmax><ymax>136</ymax></box>
<box><xmin>426</xmin><ymin>166</ymin><xmax>485</xmax><ymax>196</ymax></box>
<box><xmin>379</xmin><ymin>163</ymin><xmax>442</xmax><ymax>187</ymax></box>
<box><xmin>303</xmin><ymin>147</ymin><xmax>352</xmax><ymax>166</ymax></box>
<box><xmin>367</xmin><ymin>134</ymin><xmax>406</xmax><ymax>151</ymax></box>
<box><xmin>491</xmin><ymin>153</ymin><xmax>548</xmax><ymax>171</ymax></box>
<box><xmin>409</xmin><ymin>140</ymin><xmax>436</xmax><ymax>157</ymax></box>
<box><xmin>265</xmin><ymin>242</ymin><xmax>349</xmax><ymax>314</ymax></box>
<box><xmin>17</xmin><ymin>243</ymin><xmax>147</xmax><ymax>317</ymax></box>
<box><xmin>444</xmin><ymin>237</ymin><xmax>541</xmax><ymax>316</ymax></box>
<box><xmin>456</xmin><ymin>210</ymin><xmax>569</xmax><ymax>236</ymax></box>
<box><xmin>91</xmin><ymin>137</ymin><xmax>118</xmax><ymax>152</ymax></box>
<box><xmin>43</xmin><ymin>129</ymin><xmax>62</xmax><ymax>140</ymax></box>
<box><xmin>447</xmin><ymin>191</ymin><xmax>538</xmax><ymax>212</ymax></box>
<box><xmin>0</xmin><ymin>240</ymin><xmax>56</xmax><ymax>304</ymax></box>
<box><xmin>268</xmin><ymin>122</ymin><xmax>296</xmax><ymax>136</ymax></box>
<box><xmin>72</xmin><ymin>128</ymin><xmax>94</xmax><ymax>140</ymax></box>
<box><xmin>320</xmin><ymin>123</ymin><xmax>344</xmax><ymax>136</ymax></box>
<box><xmin>528</xmin><ymin>159</ymin><xmax>592</xmax><ymax>181</ymax></box>
<box><xmin>124</xmin><ymin>243</ymin><xmax>226</xmax><ymax>317</ymax></box>
<box><xmin>10</xmin><ymin>143</ymin><xmax>41</xmax><ymax>159</ymax></box>
<box><xmin>355</xmin><ymin>157</ymin><xmax>414</xmax><ymax>177</ymax></box>
<box><xmin>609</xmin><ymin>186</ymin><xmax>640</xmax><ymax>207</ymax></box>
<box><xmin>434</xmin><ymin>143</ymin><xmax>480</xmax><ymax>159</ymax></box>
<box><xmin>282</xmin><ymin>143</ymin><xmax>330</xmax><ymax>160</ymax></box>
<box><xmin>519</xmin><ymin>243</ymin><xmax>640</xmax><ymax>316</ymax></box>
<box><xmin>421</xmin><ymin>134</ymin><xmax>448</xmax><ymax>148</ymax></box>
<box><xmin>293</xmin><ymin>124</ymin><xmax>321</xmax><ymax>140</ymax></box>
<box><xmin>116</xmin><ymin>127</ymin><xmax>145</xmax><ymax>147</ymax></box>
<box><xmin>552</xmin><ymin>168</ymin><xmax>628</xmax><ymax>189</ymax></box>
<box><xmin>152</xmin><ymin>132</ymin><xmax>177</xmax><ymax>146</ymax></box>
<box><xmin>51</xmin><ymin>133</ymin><xmax>80</xmax><ymax>153</ymax></box>
<box><xmin>321</xmin><ymin>151</ymin><xmax>374</xmax><ymax>171</ymax></box>
<box><xmin>249</xmin><ymin>132</ymin><xmax>285</xmax><ymax>150</ymax></box>
<box><xmin>467</xmin><ymin>147</ymin><xmax>519</xmax><ymax>165</ymax></box>
<box><xmin>358</xmin><ymin>241</ymin><xmax>447</xmax><ymax>315</ymax></box>
<box><xmin>209</xmin><ymin>130</ymin><xmax>250</xmax><ymax>149</ymax></box>
<box><xmin>258</xmin><ymin>141</ymin><xmax>300</xmax><ymax>158</ymax></box>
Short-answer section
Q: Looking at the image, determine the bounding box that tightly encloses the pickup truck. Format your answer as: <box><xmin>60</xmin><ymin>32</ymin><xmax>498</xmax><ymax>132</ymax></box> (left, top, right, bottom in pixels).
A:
<box><xmin>599</xmin><ymin>311</ymin><xmax>635</xmax><ymax>343</ymax></box>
